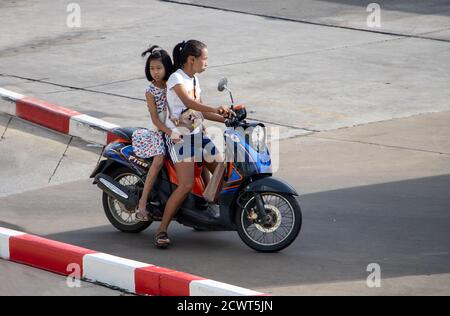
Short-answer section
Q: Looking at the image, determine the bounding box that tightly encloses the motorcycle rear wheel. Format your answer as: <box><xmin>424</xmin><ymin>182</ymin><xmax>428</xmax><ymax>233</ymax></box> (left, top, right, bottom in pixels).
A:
<box><xmin>102</xmin><ymin>167</ymin><xmax>152</xmax><ymax>233</ymax></box>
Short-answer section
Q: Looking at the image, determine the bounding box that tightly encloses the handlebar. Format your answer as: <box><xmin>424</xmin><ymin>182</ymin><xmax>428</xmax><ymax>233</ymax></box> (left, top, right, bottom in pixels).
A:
<box><xmin>225</xmin><ymin>104</ymin><xmax>247</xmax><ymax>127</ymax></box>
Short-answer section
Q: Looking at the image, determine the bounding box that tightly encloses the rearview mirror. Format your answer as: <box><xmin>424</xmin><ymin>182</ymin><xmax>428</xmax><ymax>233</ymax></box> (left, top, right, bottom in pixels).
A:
<box><xmin>217</xmin><ymin>77</ymin><xmax>228</xmax><ymax>92</ymax></box>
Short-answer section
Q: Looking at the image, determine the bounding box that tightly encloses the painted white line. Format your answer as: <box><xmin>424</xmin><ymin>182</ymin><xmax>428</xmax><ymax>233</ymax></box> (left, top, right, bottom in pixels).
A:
<box><xmin>190</xmin><ymin>279</ymin><xmax>263</xmax><ymax>296</ymax></box>
<box><xmin>69</xmin><ymin>114</ymin><xmax>119</xmax><ymax>145</ymax></box>
<box><xmin>71</xmin><ymin>114</ymin><xmax>119</xmax><ymax>130</ymax></box>
<box><xmin>0</xmin><ymin>88</ymin><xmax>20</xmax><ymax>116</ymax></box>
<box><xmin>83</xmin><ymin>253</ymin><xmax>151</xmax><ymax>293</ymax></box>
<box><xmin>0</xmin><ymin>88</ymin><xmax>24</xmax><ymax>102</ymax></box>
<box><xmin>0</xmin><ymin>228</ymin><xmax>26</xmax><ymax>260</ymax></box>
<box><xmin>0</xmin><ymin>98</ymin><xmax>16</xmax><ymax>116</ymax></box>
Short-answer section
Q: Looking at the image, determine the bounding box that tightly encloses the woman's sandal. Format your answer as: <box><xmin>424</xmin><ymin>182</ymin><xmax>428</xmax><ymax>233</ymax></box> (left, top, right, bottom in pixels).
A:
<box><xmin>135</xmin><ymin>209</ymin><xmax>151</xmax><ymax>222</ymax></box>
<box><xmin>154</xmin><ymin>231</ymin><xmax>171</xmax><ymax>248</ymax></box>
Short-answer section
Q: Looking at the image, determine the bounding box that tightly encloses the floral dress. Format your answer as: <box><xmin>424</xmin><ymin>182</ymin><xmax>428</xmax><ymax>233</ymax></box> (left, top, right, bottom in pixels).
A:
<box><xmin>132</xmin><ymin>82</ymin><xmax>167</xmax><ymax>158</ymax></box>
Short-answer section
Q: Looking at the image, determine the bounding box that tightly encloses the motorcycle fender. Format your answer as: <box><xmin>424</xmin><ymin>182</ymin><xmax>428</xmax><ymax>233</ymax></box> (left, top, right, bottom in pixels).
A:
<box><xmin>244</xmin><ymin>176</ymin><xmax>299</xmax><ymax>196</ymax></box>
<box><xmin>90</xmin><ymin>160</ymin><xmax>127</xmax><ymax>182</ymax></box>
<box><xmin>90</xmin><ymin>160</ymin><xmax>109</xmax><ymax>179</ymax></box>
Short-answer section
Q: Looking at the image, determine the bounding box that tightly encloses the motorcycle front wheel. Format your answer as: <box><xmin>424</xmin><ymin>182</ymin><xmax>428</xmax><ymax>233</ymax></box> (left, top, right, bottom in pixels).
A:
<box><xmin>235</xmin><ymin>192</ymin><xmax>302</xmax><ymax>252</ymax></box>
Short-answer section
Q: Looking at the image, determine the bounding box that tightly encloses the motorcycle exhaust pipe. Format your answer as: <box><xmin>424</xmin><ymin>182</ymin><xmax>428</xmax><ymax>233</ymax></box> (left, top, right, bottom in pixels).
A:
<box><xmin>94</xmin><ymin>173</ymin><xmax>138</xmax><ymax>208</ymax></box>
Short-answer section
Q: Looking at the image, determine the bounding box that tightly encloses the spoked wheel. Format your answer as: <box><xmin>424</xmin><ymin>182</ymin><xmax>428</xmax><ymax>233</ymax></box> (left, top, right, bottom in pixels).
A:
<box><xmin>236</xmin><ymin>192</ymin><xmax>302</xmax><ymax>252</ymax></box>
<box><xmin>102</xmin><ymin>167</ymin><xmax>152</xmax><ymax>233</ymax></box>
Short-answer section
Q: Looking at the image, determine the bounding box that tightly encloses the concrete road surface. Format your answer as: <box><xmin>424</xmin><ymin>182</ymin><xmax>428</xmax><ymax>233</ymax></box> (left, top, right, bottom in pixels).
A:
<box><xmin>1</xmin><ymin>0</ymin><xmax>449</xmax><ymax>295</ymax></box>
<box><xmin>1</xmin><ymin>110</ymin><xmax>449</xmax><ymax>295</ymax></box>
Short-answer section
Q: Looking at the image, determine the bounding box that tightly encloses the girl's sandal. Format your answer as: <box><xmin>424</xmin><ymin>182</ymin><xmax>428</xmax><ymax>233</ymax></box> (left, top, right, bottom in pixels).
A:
<box><xmin>154</xmin><ymin>231</ymin><xmax>170</xmax><ymax>248</ymax></box>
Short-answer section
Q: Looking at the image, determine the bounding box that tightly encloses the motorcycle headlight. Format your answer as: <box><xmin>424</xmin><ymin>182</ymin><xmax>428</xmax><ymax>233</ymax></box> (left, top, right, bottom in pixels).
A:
<box><xmin>251</xmin><ymin>125</ymin><xmax>266</xmax><ymax>151</ymax></box>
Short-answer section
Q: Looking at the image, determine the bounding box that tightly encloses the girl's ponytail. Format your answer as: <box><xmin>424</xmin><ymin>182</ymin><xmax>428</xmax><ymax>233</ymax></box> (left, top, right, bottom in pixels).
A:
<box><xmin>172</xmin><ymin>40</ymin><xmax>206</xmax><ymax>70</ymax></box>
<box><xmin>172</xmin><ymin>41</ymin><xmax>186</xmax><ymax>70</ymax></box>
<box><xmin>141</xmin><ymin>45</ymin><xmax>159</xmax><ymax>58</ymax></box>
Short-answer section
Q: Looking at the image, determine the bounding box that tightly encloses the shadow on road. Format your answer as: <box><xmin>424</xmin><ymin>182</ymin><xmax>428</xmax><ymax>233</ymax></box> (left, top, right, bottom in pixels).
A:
<box><xmin>29</xmin><ymin>174</ymin><xmax>450</xmax><ymax>289</ymax></box>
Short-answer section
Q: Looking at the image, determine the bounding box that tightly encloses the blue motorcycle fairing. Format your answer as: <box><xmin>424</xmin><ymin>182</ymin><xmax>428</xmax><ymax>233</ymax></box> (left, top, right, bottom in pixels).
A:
<box><xmin>224</xmin><ymin>127</ymin><xmax>272</xmax><ymax>176</ymax></box>
<box><xmin>103</xmin><ymin>142</ymin><xmax>147</xmax><ymax>171</ymax></box>
<box><xmin>244</xmin><ymin>176</ymin><xmax>299</xmax><ymax>196</ymax></box>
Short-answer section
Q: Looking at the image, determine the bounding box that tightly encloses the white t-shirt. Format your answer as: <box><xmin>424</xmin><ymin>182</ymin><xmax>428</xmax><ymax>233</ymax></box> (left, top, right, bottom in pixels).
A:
<box><xmin>166</xmin><ymin>69</ymin><xmax>202</xmax><ymax>135</ymax></box>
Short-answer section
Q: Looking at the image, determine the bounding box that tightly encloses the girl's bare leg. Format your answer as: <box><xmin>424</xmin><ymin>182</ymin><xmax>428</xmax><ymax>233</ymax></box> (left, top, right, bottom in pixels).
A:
<box><xmin>138</xmin><ymin>155</ymin><xmax>164</xmax><ymax>217</ymax></box>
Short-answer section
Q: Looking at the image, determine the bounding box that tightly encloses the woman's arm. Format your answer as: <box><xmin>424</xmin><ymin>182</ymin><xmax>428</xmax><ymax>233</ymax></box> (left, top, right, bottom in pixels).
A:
<box><xmin>172</xmin><ymin>84</ymin><xmax>229</xmax><ymax>115</ymax></box>
<box><xmin>146</xmin><ymin>92</ymin><xmax>173</xmax><ymax>136</ymax></box>
<box><xmin>202</xmin><ymin>112</ymin><xmax>226</xmax><ymax>123</ymax></box>
<box><xmin>199</xmin><ymin>98</ymin><xmax>226</xmax><ymax>123</ymax></box>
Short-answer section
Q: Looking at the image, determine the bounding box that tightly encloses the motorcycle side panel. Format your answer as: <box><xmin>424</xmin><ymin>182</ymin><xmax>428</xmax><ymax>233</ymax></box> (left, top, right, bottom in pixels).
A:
<box><xmin>164</xmin><ymin>160</ymin><xmax>206</xmax><ymax>197</ymax></box>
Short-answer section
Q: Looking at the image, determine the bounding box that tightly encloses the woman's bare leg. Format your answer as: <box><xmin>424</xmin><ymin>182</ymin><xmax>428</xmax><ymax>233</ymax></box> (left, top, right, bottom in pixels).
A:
<box><xmin>201</xmin><ymin>166</ymin><xmax>211</xmax><ymax>187</ymax></box>
<box><xmin>157</xmin><ymin>161</ymin><xmax>195</xmax><ymax>233</ymax></box>
<box><xmin>204</xmin><ymin>152</ymin><xmax>223</xmax><ymax>175</ymax></box>
<box><xmin>205</xmin><ymin>161</ymin><xmax>218</xmax><ymax>175</ymax></box>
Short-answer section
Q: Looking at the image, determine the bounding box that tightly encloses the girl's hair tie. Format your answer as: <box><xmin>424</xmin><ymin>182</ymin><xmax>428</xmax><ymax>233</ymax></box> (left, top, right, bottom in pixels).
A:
<box><xmin>180</xmin><ymin>40</ymin><xmax>186</xmax><ymax>52</ymax></box>
<box><xmin>149</xmin><ymin>46</ymin><xmax>162</xmax><ymax>57</ymax></box>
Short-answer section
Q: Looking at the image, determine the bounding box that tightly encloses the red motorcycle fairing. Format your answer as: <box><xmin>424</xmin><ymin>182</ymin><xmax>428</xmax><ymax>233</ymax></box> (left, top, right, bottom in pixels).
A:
<box><xmin>163</xmin><ymin>160</ymin><xmax>206</xmax><ymax>197</ymax></box>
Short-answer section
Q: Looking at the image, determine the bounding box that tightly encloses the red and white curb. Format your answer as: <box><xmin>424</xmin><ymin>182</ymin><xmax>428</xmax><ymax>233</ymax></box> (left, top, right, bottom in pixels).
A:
<box><xmin>0</xmin><ymin>88</ymin><xmax>267</xmax><ymax>296</ymax></box>
<box><xmin>0</xmin><ymin>87</ymin><xmax>120</xmax><ymax>145</ymax></box>
<box><xmin>0</xmin><ymin>228</ymin><xmax>265</xmax><ymax>296</ymax></box>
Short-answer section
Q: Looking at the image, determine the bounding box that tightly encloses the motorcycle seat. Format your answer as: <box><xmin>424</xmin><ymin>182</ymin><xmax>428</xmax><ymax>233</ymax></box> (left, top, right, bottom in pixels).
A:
<box><xmin>110</xmin><ymin>127</ymin><xmax>143</xmax><ymax>142</ymax></box>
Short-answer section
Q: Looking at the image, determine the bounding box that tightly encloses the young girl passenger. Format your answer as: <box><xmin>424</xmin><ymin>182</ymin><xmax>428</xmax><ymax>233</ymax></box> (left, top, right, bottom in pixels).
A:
<box><xmin>133</xmin><ymin>45</ymin><xmax>180</xmax><ymax>221</ymax></box>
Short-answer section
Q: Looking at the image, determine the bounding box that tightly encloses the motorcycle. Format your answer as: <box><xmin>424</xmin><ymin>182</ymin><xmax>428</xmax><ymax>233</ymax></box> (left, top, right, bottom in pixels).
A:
<box><xmin>90</xmin><ymin>78</ymin><xmax>302</xmax><ymax>252</ymax></box>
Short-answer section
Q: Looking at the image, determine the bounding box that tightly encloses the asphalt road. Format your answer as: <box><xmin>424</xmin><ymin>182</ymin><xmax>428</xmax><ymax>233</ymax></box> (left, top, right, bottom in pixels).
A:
<box><xmin>1</xmin><ymin>110</ymin><xmax>449</xmax><ymax>295</ymax></box>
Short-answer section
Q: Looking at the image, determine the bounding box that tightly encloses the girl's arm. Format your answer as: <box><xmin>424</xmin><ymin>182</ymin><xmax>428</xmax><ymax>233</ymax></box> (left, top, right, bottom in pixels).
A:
<box><xmin>172</xmin><ymin>84</ymin><xmax>229</xmax><ymax>115</ymax></box>
<box><xmin>145</xmin><ymin>92</ymin><xmax>173</xmax><ymax>136</ymax></box>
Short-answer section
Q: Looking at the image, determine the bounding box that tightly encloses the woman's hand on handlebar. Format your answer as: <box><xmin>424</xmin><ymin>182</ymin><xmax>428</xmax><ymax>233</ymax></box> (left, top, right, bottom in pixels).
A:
<box><xmin>216</xmin><ymin>105</ymin><xmax>235</xmax><ymax>118</ymax></box>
